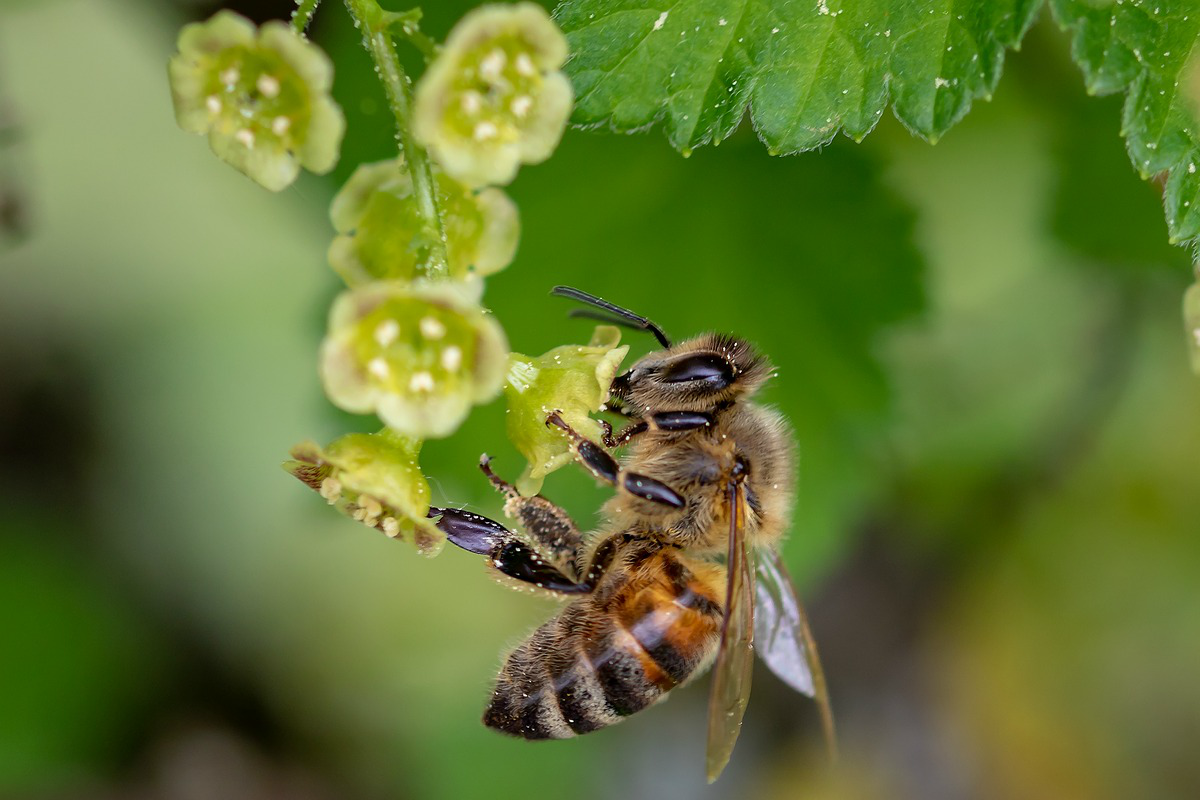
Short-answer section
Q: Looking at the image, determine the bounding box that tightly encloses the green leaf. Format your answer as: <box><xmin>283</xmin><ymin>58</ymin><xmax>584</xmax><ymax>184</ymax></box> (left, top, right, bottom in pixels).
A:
<box><xmin>556</xmin><ymin>0</ymin><xmax>1041</xmax><ymax>154</ymax></box>
<box><xmin>1050</xmin><ymin>93</ymin><xmax>1190</xmax><ymax>271</ymax></box>
<box><xmin>1051</xmin><ymin>0</ymin><xmax>1200</xmax><ymax>244</ymax></box>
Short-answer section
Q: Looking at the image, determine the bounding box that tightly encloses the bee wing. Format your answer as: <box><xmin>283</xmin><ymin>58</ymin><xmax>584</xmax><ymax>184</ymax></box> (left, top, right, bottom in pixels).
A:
<box><xmin>704</xmin><ymin>480</ymin><xmax>755</xmax><ymax>784</ymax></box>
<box><xmin>753</xmin><ymin>548</ymin><xmax>837</xmax><ymax>760</ymax></box>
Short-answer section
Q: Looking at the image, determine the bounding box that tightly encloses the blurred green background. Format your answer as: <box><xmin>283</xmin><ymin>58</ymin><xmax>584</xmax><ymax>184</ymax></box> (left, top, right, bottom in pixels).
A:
<box><xmin>2</xmin><ymin>1</ymin><xmax>1198</xmax><ymax>798</ymax></box>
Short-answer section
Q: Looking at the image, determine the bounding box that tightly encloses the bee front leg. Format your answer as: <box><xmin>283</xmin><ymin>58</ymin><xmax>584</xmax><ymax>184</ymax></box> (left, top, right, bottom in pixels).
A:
<box><xmin>427</xmin><ymin>506</ymin><xmax>590</xmax><ymax>595</ymax></box>
<box><xmin>478</xmin><ymin>455</ymin><xmax>583</xmax><ymax>573</ymax></box>
<box><xmin>545</xmin><ymin>412</ymin><xmax>685</xmax><ymax>509</ymax></box>
<box><xmin>598</xmin><ymin>419</ymin><xmax>649</xmax><ymax>448</ymax></box>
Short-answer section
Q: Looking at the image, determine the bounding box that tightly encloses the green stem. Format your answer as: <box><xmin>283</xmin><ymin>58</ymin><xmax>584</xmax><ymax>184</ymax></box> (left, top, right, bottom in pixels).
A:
<box><xmin>343</xmin><ymin>0</ymin><xmax>449</xmax><ymax>278</ymax></box>
<box><xmin>383</xmin><ymin>10</ymin><xmax>441</xmax><ymax>61</ymax></box>
<box><xmin>291</xmin><ymin>0</ymin><xmax>322</xmax><ymax>34</ymax></box>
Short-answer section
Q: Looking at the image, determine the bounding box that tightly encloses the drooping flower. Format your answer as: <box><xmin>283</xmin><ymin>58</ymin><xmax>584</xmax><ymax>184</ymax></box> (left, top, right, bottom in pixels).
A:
<box><xmin>168</xmin><ymin>10</ymin><xmax>345</xmax><ymax>191</ymax></box>
<box><xmin>327</xmin><ymin>158</ymin><xmax>519</xmax><ymax>287</ymax></box>
<box><xmin>320</xmin><ymin>282</ymin><xmax>508</xmax><ymax>438</ymax></box>
<box><xmin>284</xmin><ymin>430</ymin><xmax>442</xmax><ymax>554</ymax></box>
<box><xmin>504</xmin><ymin>326</ymin><xmax>628</xmax><ymax>495</ymax></box>
<box><xmin>413</xmin><ymin>3</ymin><xmax>573</xmax><ymax>188</ymax></box>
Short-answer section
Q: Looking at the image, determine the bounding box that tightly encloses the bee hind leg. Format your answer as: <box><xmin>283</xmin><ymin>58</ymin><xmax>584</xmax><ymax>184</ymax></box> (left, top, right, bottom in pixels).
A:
<box><xmin>479</xmin><ymin>455</ymin><xmax>584</xmax><ymax>572</ymax></box>
<box><xmin>428</xmin><ymin>506</ymin><xmax>590</xmax><ymax>595</ymax></box>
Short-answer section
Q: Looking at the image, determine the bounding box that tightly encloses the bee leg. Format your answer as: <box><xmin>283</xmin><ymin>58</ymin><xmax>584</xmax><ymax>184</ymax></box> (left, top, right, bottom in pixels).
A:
<box><xmin>599</xmin><ymin>419</ymin><xmax>649</xmax><ymax>448</ymax></box>
<box><xmin>545</xmin><ymin>412</ymin><xmax>685</xmax><ymax>509</ymax></box>
<box><xmin>479</xmin><ymin>455</ymin><xmax>583</xmax><ymax>572</ymax></box>
<box><xmin>427</xmin><ymin>506</ymin><xmax>591</xmax><ymax>595</ymax></box>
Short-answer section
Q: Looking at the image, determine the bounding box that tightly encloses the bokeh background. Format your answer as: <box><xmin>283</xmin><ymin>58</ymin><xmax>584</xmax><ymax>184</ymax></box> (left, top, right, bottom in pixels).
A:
<box><xmin>2</xmin><ymin>1</ymin><xmax>1198</xmax><ymax>798</ymax></box>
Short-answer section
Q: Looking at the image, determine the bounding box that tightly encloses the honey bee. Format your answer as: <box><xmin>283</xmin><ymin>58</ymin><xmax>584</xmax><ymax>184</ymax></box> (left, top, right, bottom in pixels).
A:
<box><xmin>428</xmin><ymin>287</ymin><xmax>835</xmax><ymax>782</ymax></box>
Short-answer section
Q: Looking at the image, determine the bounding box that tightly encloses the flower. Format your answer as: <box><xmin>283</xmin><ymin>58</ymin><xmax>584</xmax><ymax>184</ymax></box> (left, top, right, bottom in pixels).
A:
<box><xmin>504</xmin><ymin>325</ymin><xmax>628</xmax><ymax>495</ymax></box>
<box><xmin>328</xmin><ymin>158</ymin><xmax>519</xmax><ymax>287</ymax></box>
<box><xmin>284</xmin><ymin>430</ymin><xmax>442</xmax><ymax>554</ymax></box>
<box><xmin>413</xmin><ymin>3</ymin><xmax>573</xmax><ymax>188</ymax></box>
<box><xmin>320</xmin><ymin>282</ymin><xmax>508</xmax><ymax>438</ymax></box>
<box><xmin>168</xmin><ymin>10</ymin><xmax>345</xmax><ymax>191</ymax></box>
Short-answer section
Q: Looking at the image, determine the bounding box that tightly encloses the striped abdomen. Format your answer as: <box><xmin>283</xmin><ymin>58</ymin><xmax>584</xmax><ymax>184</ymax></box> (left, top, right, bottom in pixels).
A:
<box><xmin>484</xmin><ymin>547</ymin><xmax>724</xmax><ymax>739</ymax></box>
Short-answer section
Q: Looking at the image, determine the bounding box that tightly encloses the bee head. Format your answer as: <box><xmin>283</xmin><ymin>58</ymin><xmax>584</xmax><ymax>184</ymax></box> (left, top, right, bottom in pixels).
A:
<box><xmin>548</xmin><ymin>287</ymin><xmax>772</xmax><ymax>414</ymax></box>
<box><xmin>609</xmin><ymin>334</ymin><xmax>772</xmax><ymax>413</ymax></box>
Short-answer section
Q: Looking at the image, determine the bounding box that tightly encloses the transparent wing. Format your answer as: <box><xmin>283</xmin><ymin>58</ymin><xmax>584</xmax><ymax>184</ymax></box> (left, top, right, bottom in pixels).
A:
<box><xmin>705</xmin><ymin>480</ymin><xmax>755</xmax><ymax>784</ymax></box>
<box><xmin>753</xmin><ymin>548</ymin><xmax>837</xmax><ymax>760</ymax></box>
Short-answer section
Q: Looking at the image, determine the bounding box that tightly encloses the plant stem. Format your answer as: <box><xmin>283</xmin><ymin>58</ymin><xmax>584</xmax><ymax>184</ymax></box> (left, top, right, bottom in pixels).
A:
<box><xmin>383</xmin><ymin>10</ymin><xmax>441</xmax><ymax>61</ymax></box>
<box><xmin>343</xmin><ymin>0</ymin><xmax>449</xmax><ymax>278</ymax></box>
<box><xmin>291</xmin><ymin>0</ymin><xmax>322</xmax><ymax>34</ymax></box>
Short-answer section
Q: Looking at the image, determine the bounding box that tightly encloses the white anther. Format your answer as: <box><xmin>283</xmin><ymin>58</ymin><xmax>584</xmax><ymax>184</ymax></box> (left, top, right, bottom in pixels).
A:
<box><xmin>474</xmin><ymin>120</ymin><xmax>498</xmax><ymax>141</ymax></box>
<box><xmin>409</xmin><ymin>371</ymin><xmax>435</xmax><ymax>392</ymax></box>
<box><xmin>381</xmin><ymin>516</ymin><xmax>400</xmax><ymax>537</ymax></box>
<box><xmin>206</xmin><ymin>95</ymin><xmax>222</xmax><ymax>114</ymax></box>
<box><xmin>419</xmin><ymin>316</ymin><xmax>446</xmax><ymax>340</ymax></box>
<box><xmin>510</xmin><ymin>95</ymin><xmax>533</xmax><ymax>118</ymax></box>
<box><xmin>271</xmin><ymin>116</ymin><xmax>291</xmax><ymax>136</ymax></box>
<box><xmin>441</xmin><ymin>345</ymin><xmax>463</xmax><ymax>371</ymax></box>
<box><xmin>219</xmin><ymin>67</ymin><xmax>240</xmax><ymax>86</ymax></box>
<box><xmin>375</xmin><ymin>319</ymin><xmax>400</xmax><ymax>346</ymax></box>
<box><xmin>360</xmin><ymin>496</ymin><xmax>383</xmax><ymax>522</ymax></box>
<box><xmin>235</xmin><ymin>128</ymin><xmax>255</xmax><ymax>148</ymax></box>
<box><xmin>479</xmin><ymin>48</ymin><xmax>507</xmax><ymax>81</ymax></box>
<box><xmin>368</xmin><ymin>357</ymin><xmax>390</xmax><ymax>378</ymax></box>
<box><xmin>515</xmin><ymin>52</ymin><xmax>536</xmax><ymax>76</ymax></box>
<box><xmin>256</xmin><ymin>74</ymin><xmax>281</xmax><ymax>98</ymax></box>
<box><xmin>460</xmin><ymin>90</ymin><xmax>483</xmax><ymax>115</ymax></box>
<box><xmin>319</xmin><ymin>477</ymin><xmax>342</xmax><ymax>503</ymax></box>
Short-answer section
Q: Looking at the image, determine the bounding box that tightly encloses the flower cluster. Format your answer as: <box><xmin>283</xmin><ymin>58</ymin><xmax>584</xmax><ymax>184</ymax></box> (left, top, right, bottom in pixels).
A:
<box><xmin>168</xmin><ymin>10</ymin><xmax>344</xmax><ymax>191</ymax></box>
<box><xmin>161</xmin><ymin>2</ymin><xmax>583</xmax><ymax>553</ymax></box>
<box><xmin>414</xmin><ymin>3</ymin><xmax>573</xmax><ymax>188</ymax></box>
<box><xmin>504</xmin><ymin>326</ymin><xmax>629</xmax><ymax>495</ymax></box>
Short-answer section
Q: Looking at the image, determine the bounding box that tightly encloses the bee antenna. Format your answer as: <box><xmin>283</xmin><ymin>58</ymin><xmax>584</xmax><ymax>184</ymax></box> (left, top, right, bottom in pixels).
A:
<box><xmin>551</xmin><ymin>286</ymin><xmax>672</xmax><ymax>349</ymax></box>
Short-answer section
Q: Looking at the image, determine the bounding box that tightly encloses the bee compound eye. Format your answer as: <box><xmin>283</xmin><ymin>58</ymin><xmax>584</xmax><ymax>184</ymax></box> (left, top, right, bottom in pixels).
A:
<box><xmin>660</xmin><ymin>353</ymin><xmax>733</xmax><ymax>388</ymax></box>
